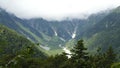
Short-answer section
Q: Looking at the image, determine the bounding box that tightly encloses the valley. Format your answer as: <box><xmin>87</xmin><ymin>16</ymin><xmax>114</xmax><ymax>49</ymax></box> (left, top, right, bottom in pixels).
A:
<box><xmin>0</xmin><ymin>4</ymin><xmax>120</xmax><ymax>68</ymax></box>
<box><xmin>0</xmin><ymin>7</ymin><xmax>120</xmax><ymax>55</ymax></box>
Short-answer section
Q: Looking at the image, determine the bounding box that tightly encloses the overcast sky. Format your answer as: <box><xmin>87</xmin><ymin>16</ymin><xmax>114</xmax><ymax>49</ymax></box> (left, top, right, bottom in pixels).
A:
<box><xmin>0</xmin><ymin>0</ymin><xmax>120</xmax><ymax>21</ymax></box>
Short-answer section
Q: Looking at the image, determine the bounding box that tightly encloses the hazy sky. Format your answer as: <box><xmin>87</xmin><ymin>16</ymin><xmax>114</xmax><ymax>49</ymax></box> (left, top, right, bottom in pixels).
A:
<box><xmin>0</xmin><ymin>0</ymin><xmax>120</xmax><ymax>20</ymax></box>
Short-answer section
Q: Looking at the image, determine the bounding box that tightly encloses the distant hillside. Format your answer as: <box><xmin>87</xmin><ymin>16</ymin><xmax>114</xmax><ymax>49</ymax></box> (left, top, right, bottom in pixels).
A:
<box><xmin>83</xmin><ymin>7</ymin><xmax>120</xmax><ymax>54</ymax></box>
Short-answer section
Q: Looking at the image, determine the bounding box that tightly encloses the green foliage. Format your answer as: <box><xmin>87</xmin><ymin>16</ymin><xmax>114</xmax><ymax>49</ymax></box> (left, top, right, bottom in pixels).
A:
<box><xmin>89</xmin><ymin>46</ymin><xmax>117</xmax><ymax>68</ymax></box>
<box><xmin>111</xmin><ymin>62</ymin><xmax>120</xmax><ymax>68</ymax></box>
<box><xmin>70</xmin><ymin>40</ymin><xmax>89</xmax><ymax>68</ymax></box>
<box><xmin>44</xmin><ymin>40</ymin><xmax>117</xmax><ymax>68</ymax></box>
<box><xmin>0</xmin><ymin>39</ymin><xmax>118</xmax><ymax>68</ymax></box>
<box><xmin>105</xmin><ymin>46</ymin><xmax>117</xmax><ymax>68</ymax></box>
<box><xmin>0</xmin><ymin>25</ymin><xmax>46</xmax><ymax>67</ymax></box>
<box><xmin>83</xmin><ymin>9</ymin><xmax>120</xmax><ymax>56</ymax></box>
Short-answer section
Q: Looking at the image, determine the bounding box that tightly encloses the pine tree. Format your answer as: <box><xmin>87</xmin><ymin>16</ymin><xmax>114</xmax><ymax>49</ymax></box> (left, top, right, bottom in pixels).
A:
<box><xmin>90</xmin><ymin>46</ymin><xmax>117</xmax><ymax>68</ymax></box>
<box><xmin>70</xmin><ymin>40</ymin><xmax>89</xmax><ymax>68</ymax></box>
<box><xmin>104</xmin><ymin>46</ymin><xmax>116</xmax><ymax>68</ymax></box>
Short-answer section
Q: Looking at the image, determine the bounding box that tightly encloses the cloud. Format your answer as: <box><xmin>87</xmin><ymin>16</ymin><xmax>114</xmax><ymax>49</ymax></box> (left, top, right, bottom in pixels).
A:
<box><xmin>0</xmin><ymin>0</ymin><xmax>120</xmax><ymax>20</ymax></box>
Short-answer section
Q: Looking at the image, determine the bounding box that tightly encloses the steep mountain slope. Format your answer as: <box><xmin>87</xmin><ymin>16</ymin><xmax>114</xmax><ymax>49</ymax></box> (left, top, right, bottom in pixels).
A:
<box><xmin>0</xmin><ymin>8</ymin><xmax>43</xmax><ymax>42</ymax></box>
<box><xmin>0</xmin><ymin>8</ymin><xmax>80</xmax><ymax>50</ymax></box>
<box><xmin>0</xmin><ymin>24</ymin><xmax>46</xmax><ymax>60</ymax></box>
<box><xmin>83</xmin><ymin>7</ymin><xmax>120</xmax><ymax>54</ymax></box>
<box><xmin>26</xmin><ymin>19</ymin><xmax>85</xmax><ymax>48</ymax></box>
<box><xmin>26</xmin><ymin>11</ymin><xmax>109</xmax><ymax>50</ymax></box>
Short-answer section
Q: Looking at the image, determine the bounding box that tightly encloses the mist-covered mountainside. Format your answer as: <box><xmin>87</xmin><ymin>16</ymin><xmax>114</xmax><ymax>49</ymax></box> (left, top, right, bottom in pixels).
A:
<box><xmin>0</xmin><ymin>6</ymin><xmax>120</xmax><ymax>55</ymax></box>
<box><xmin>0</xmin><ymin>8</ymin><xmax>107</xmax><ymax>45</ymax></box>
<box><xmin>83</xmin><ymin>7</ymin><xmax>120</xmax><ymax>53</ymax></box>
<box><xmin>0</xmin><ymin>8</ymin><xmax>43</xmax><ymax>42</ymax></box>
<box><xmin>0</xmin><ymin>24</ymin><xmax>46</xmax><ymax>60</ymax></box>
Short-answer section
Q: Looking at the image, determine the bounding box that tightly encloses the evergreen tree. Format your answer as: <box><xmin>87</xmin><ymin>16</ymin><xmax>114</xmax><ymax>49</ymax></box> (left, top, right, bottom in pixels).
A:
<box><xmin>70</xmin><ymin>40</ymin><xmax>89</xmax><ymax>68</ymax></box>
<box><xmin>104</xmin><ymin>46</ymin><xmax>116</xmax><ymax>68</ymax></box>
<box><xmin>90</xmin><ymin>46</ymin><xmax>117</xmax><ymax>68</ymax></box>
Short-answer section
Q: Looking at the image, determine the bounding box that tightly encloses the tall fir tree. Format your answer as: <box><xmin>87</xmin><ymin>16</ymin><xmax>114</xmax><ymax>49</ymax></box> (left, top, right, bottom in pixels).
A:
<box><xmin>70</xmin><ymin>40</ymin><xmax>89</xmax><ymax>68</ymax></box>
<box><xmin>104</xmin><ymin>46</ymin><xmax>116</xmax><ymax>68</ymax></box>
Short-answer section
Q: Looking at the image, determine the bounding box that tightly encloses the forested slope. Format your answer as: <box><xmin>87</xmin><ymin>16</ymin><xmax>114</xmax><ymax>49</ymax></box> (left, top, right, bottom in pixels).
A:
<box><xmin>0</xmin><ymin>24</ymin><xmax>46</xmax><ymax>66</ymax></box>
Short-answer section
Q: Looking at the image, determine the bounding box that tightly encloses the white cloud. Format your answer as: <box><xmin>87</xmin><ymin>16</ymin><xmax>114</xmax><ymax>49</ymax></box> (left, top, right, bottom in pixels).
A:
<box><xmin>0</xmin><ymin>0</ymin><xmax>120</xmax><ymax>20</ymax></box>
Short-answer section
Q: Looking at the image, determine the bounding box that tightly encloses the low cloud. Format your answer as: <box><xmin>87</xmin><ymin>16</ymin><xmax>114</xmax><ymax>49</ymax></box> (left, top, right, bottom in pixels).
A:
<box><xmin>0</xmin><ymin>0</ymin><xmax>120</xmax><ymax>21</ymax></box>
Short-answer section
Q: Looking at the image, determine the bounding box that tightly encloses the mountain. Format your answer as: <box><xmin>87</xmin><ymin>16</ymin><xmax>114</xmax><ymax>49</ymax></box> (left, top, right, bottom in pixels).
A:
<box><xmin>83</xmin><ymin>7</ymin><xmax>120</xmax><ymax>54</ymax></box>
<box><xmin>24</xmin><ymin>11</ymin><xmax>109</xmax><ymax>50</ymax></box>
<box><xmin>0</xmin><ymin>8</ymin><xmax>85</xmax><ymax>50</ymax></box>
<box><xmin>0</xmin><ymin>7</ymin><xmax>120</xmax><ymax>55</ymax></box>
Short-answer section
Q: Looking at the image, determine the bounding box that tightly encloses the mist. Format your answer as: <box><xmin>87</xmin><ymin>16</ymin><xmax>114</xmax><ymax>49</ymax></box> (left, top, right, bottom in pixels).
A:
<box><xmin>0</xmin><ymin>0</ymin><xmax>120</xmax><ymax>21</ymax></box>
